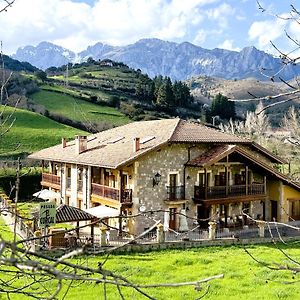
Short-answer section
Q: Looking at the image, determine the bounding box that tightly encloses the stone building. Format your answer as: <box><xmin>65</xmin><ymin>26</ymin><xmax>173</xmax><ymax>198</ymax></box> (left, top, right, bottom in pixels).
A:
<box><xmin>29</xmin><ymin>119</ymin><xmax>300</xmax><ymax>234</ymax></box>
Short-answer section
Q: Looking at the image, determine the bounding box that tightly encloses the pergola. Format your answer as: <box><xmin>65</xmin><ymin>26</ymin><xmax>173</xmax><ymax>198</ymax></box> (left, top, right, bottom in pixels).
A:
<box><xmin>55</xmin><ymin>204</ymin><xmax>97</xmax><ymax>244</ymax></box>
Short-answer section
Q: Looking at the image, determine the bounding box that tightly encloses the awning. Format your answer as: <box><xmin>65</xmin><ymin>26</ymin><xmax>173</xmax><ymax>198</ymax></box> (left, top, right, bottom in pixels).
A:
<box><xmin>33</xmin><ymin>189</ymin><xmax>60</xmax><ymax>200</ymax></box>
<box><xmin>85</xmin><ymin>206</ymin><xmax>119</xmax><ymax>218</ymax></box>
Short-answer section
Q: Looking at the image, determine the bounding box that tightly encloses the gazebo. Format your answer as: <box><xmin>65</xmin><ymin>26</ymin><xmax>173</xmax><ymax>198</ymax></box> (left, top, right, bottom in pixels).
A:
<box><xmin>49</xmin><ymin>204</ymin><xmax>98</xmax><ymax>247</ymax></box>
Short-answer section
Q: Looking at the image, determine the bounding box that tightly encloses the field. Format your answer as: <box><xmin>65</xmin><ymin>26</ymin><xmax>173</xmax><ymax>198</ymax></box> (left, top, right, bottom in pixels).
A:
<box><xmin>30</xmin><ymin>90</ymin><xmax>130</xmax><ymax>126</ymax></box>
<box><xmin>0</xmin><ymin>105</ymin><xmax>86</xmax><ymax>157</ymax></box>
<box><xmin>0</xmin><ymin>216</ymin><xmax>299</xmax><ymax>300</ymax></box>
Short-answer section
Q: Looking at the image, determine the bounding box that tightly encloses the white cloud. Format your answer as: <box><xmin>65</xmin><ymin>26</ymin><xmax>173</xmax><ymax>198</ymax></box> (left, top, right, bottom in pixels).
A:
<box><xmin>218</xmin><ymin>39</ymin><xmax>240</xmax><ymax>51</ymax></box>
<box><xmin>248</xmin><ymin>13</ymin><xmax>291</xmax><ymax>54</ymax></box>
<box><xmin>206</xmin><ymin>3</ymin><xmax>235</xmax><ymax>28</ymax></box>
<box><xmin>193</xmin><ymin>30</ymin><xmax>208</xmax><ymax>45</ymax></box>
<box><xmin>0</xmin><ymin>0</ymin><xmax>221</xmax><ymax>54</ymax></box>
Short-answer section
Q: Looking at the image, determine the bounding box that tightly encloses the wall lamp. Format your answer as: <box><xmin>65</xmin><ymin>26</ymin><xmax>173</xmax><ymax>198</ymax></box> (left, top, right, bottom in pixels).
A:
<box><xmin>152</xmin><ymin>172</ymin><xmax>161</xmax><ymax>187</ymax></box>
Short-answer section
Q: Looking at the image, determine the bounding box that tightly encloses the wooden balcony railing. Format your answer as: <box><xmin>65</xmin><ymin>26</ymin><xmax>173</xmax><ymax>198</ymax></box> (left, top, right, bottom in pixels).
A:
<box><xmin>166</xmin><ymin>186</ymin><xmax>185</xmax><ymax>201</ymax></box>
<box><xmin>42</xmin><ymin>173</ymin><xmax>60</xmax><ymax>187</ymax></box>
<box><xmin>194</xmin><ymin>183</ymin><xmax>265</xmax><ymax>200</ymax></box>
<box><xmin>91</xmin><ymin>183</ymin><xmax>132</xmax><ymax>203</ymax></box>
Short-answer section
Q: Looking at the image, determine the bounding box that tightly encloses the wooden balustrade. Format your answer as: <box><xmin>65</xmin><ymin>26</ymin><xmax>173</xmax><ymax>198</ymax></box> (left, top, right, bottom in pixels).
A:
<box><xmin>91</xmin><ymin>183</ymin><xmax>132</xmax><ymax>203</ymax></box>
<box><xmin>42</xmin><ymin>173</ymin><xmax>60</xmax><ymax>187</ymax></box>
<box><xmin>194</xmin><ymin>183</ymin><xmax>265</xmax><ymax>200</ymax></box>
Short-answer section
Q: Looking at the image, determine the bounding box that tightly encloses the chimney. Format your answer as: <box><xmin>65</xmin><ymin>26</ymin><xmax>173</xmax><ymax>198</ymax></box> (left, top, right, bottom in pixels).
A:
<box><xmin>133</xmin><ymin>137</ymin><xmax>140</xmax><ymax>152</ymax></box>
<box><xmin>75</xmin><ymin>135</ymin><xmax>87</xmax><ymax>154</ymax></box>
<box><xmin>62</xmin><ymin>137</ymin><xmax>67</xmax><ymax>148</ymax></box>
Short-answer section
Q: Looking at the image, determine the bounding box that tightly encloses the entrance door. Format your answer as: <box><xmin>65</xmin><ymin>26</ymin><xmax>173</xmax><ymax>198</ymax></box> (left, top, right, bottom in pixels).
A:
<box><xmin>169</xmin><ymin>208</ymin><xmax>177</xmax><ymax>230</ymax></box>
<box><xmin>197</xmin><ymin>205</ymin><xmax>209</xmax><ymax>228</ymax></box>
<box><xmin>271</xmin><ymin>200</ymin><xmax>278</xmax><ymax>221</ymax></box>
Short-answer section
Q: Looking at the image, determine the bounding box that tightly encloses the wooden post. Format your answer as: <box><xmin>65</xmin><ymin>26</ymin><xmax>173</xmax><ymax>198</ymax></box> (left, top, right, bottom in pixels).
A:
<box><xmin>76</xmin><ymin>221</ymin><xmax>80</xmax><ymax>239</ymax></box>
<box><xmin>90</xmin><ymin>221</ymin><xmax>95</xmax><ymax>245</ymax></box>
<box><xmin>204</xmin><ymin>168</ymin><xmax>207</xmax><ymax>199</ymax></box>
<box><xmin>225</xmin><ymin>165</ymin><xmax>228</xmax><ymax>197</ymax></box>
<box><xmin>119</xmin><ymin>170</ymin><xmax>123</xmax><ymax>203</ymax></box>
<box><xmin>245</xmin><ymin>166</ymin><xmax>248</xmax><ymax>195</ymax></box>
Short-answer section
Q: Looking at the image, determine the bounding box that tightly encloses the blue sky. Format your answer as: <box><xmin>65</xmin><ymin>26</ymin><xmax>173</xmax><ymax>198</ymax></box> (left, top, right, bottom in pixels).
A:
<box><xmin>1</xmin><ymin>0</ymin><xmax>299</xmax><ymax>55</ymax></box>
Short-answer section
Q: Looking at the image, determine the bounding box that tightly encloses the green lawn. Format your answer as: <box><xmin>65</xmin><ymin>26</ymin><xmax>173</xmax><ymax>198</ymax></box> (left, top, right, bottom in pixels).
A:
<box><xmin>30</xmin><ymin>90</ymin><xmax>130</xmax><ymax>126</ymax></box>
<box><xmin>0</xmin><ymin>217</ymin><xmax>14</xmax><ymax>241</ymax></box>
<box><xmin>0</xmin><ymin>219</ymin><xmax>299</xmax><ymax>300</ymax></box>
<box><xmin>63</xmin><ymin>244</ymin><xmax>299</xmax><ymax>300</ymax></box>
<box><xmin>0</xmin><ymin>105</ymin><xmax>85</xmax><ymax>157</ymax></box>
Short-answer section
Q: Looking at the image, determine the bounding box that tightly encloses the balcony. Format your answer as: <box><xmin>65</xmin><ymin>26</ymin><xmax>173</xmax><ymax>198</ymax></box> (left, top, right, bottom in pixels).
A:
<box><xmin>166</xmin><ymin>186</ymin><xmax>185</xmax><ymax>201</ymax></box>
<box><xmin>91</xmin><ymin>183</ymin><xmax>132</xmax><ymax>203</ymax></box>
<box><xmin>42</xmin><ymin>173</ymin><xmax>60</xmax><ymax>188</ymax></box>
<box><xmin>194</xmin><ymin>183</ymin><xmax>266</xmax><ymax>204</ymax></box>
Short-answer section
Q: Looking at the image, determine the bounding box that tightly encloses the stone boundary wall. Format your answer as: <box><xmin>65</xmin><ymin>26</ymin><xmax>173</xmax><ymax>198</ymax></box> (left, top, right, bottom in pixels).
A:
<box><xmin>87</xmin><ymin>236</ymin><xmax>300</xmax><ymax>255</ymax></box>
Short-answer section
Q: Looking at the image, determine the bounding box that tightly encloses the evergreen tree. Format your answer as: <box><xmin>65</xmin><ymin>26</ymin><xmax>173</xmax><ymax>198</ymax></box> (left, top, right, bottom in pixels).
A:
<box><xmin>211</xmin><ymin>93</ymin><xmax>235</xmax><ymax>120</ymax></box>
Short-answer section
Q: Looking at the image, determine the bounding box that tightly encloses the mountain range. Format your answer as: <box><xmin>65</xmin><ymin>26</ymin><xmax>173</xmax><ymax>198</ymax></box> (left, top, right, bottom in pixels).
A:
<box><xmin>12</xmin><ymin>39</ymin><xmax>299</xmax><ymax>81</ymax></box>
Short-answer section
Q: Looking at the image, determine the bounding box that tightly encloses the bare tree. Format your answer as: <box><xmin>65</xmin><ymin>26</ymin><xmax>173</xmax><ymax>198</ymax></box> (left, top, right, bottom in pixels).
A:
<box><xmin>229</xmin><ymin>1</ymin><xmax>300</xmax><ymax>113</ymax></box>
<box><xmin>0</xmin><ymin>0</ymin><xmax>15</xmax><ymax>14</ymax></box>
<box><xmin>220</xmin><ymin>102</ymin><xmax>270</xmax><ymax>145</ymax></box>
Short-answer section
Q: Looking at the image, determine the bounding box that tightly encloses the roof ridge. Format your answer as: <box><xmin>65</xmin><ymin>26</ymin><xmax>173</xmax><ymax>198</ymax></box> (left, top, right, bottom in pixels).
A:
<box><xmin>167</xmin><ymin>118</ymin><xmax>182</xmax><ymax>142</ymax></box>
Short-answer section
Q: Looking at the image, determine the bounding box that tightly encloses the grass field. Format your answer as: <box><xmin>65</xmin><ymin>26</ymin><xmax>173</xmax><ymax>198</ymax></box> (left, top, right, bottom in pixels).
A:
<box><xmin>64</xmin><ymin>244</ymin><xmax>299</xmax><ymax>300</ymax></box>
<box><xmin>30</xmin><ymin>90</ymin><xmax>130</xmax><ymax>126</ymax></box>
<box><xmin>0</xmin><ymin>216</ymin><xmax>299</xmax><ymax>300</ymax></box>
<box><xmin>0</xmin><ymin>105</ymin><xmax>85</xmax><ymax>157</ymax></box>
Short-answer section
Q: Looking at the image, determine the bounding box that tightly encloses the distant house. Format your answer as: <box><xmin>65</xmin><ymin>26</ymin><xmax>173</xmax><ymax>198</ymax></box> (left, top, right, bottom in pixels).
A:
<box><xmin>99</xmin><ymin>59</ymin><xmax>114</xmax><ymax>67</ymax></box>
<box><xmin>29</xmin><ymin>119</ymin><xmax>300</xmax><ymax>234</ymax></box>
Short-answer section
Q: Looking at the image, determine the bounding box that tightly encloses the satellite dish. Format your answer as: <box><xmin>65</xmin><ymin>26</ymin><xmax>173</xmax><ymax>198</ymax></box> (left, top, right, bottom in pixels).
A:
<box><xmin>139</xmin><ymin>205</ymin><xmax>146</xmax><ymax>212</ymax></box>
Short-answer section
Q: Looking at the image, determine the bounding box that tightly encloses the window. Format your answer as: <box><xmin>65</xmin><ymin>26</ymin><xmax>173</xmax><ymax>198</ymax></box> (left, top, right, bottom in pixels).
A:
<box><xmin>235</xmin><ymin>171</ymin><xmax>246</xmax><ymax>185</ymax></box>
<box><xmin>199</xmin><ymin>173</ymin><xmax>205</xmax><ymax>187</ymax></box>
<box><xmin>215</xmin><ymin>172</ymin><xmax>226</xmax><ymax>186</ymax></box>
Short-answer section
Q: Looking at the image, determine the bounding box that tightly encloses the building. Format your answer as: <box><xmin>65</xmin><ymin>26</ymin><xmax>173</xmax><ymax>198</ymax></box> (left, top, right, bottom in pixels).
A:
<box><xmin>29</xmin><ymin>119</ymin><xmax>300</xmax><ymax>234</ymax></box>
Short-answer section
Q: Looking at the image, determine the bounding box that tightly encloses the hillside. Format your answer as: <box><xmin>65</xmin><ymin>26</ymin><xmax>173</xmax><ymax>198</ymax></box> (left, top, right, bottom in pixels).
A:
<box><xmin>12</xmin><ymin>39</ymin><xmax>300</xmax><ymax>81</ymax></box>
<box><xmin>187</xmin><ymin>76</ymin><xmax>296</xmax><ymax>125</ymax></box>
<box><xmin>29</xmin><ymin>89</ymin><xmax>130</xmax><ymax>130</ymax></box>
<box><xmin>2</xmin><ymin>55</ymin><xmax>38</xmax><ymax>72</ymax></box>
<box><xmin>0</xmin><ymin>106</ymin><xmax>86</xmax><ymax>158</ymax></box>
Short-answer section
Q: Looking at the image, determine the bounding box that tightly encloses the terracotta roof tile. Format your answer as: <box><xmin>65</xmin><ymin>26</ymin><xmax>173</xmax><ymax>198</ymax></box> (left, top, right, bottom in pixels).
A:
<box><xmin>188</xmin><ymin>145</ymin><xmax>235</xmax><ymax>167</ymax></box>
<box><xmin>28</xmin><ymin>119</ymin><xmax>264</xmax><ymax>168</ymax></box>
<box><xmin>170</xmin><ymin>120</ymin><xmax>249</xmax><ymax>143</ymax></box>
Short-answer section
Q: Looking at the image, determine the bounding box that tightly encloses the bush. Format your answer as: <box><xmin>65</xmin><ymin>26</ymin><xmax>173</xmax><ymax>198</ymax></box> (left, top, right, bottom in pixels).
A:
<box><xmin>107</xmin><ymin>96</ymin><xmax>120</xmax><ymax>108</ymax></box>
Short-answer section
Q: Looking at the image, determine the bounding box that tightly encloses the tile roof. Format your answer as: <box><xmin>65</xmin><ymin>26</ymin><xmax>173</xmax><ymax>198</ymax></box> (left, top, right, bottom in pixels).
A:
<box><xmin>29</xmin><ymin>119</ymin><xmax>179</xmax><ymax>168</ymax></box>
<box><xmin>187</xmin><ymin>145</ymin><xmax>236</xmax><ymax>167</ymax></box>
<box><xmin>56</xmin><ymin>204</ymin><xmax>95</xmax><ymax>223</ymax></box>
<box><xmin>170</xmin><ymin>120</ymin><xmax>248</xmax><ymax>143</ymax></box>
<box><xmin>30</xmin><ymin>118</ymin><xmax>279</xmax><ymax>169</ymax></box>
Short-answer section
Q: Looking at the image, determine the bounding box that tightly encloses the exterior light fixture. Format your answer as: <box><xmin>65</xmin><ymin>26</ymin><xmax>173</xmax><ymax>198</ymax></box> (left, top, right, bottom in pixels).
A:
<box><xmin>152</xmin><ymin>172</ymin><xmax>161</xmax><ymax>187</ymax></box>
